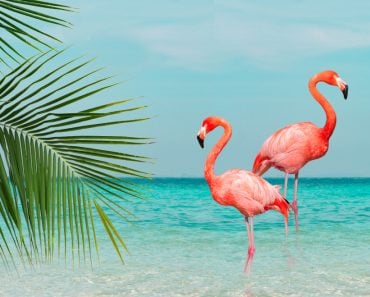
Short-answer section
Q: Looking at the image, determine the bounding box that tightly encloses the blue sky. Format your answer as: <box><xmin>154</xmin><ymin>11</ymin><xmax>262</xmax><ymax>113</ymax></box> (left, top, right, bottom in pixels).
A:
<box><xmin>54</xmin><ymin>0</ymin><xmax>370</xmax><ymax>177</ymax></box>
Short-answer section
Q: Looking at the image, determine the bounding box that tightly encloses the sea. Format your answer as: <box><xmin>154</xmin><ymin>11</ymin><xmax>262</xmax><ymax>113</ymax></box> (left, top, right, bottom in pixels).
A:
<box><xmin>0</xmin><ymin>178</ymin><xmax>369</xmax><ymax>297</ymax></box>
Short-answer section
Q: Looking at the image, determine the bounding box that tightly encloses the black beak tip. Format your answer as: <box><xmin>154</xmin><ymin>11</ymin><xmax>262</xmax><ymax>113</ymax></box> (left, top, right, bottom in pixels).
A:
<box><xmin>197</xmin><ymin>135</ymin><xmax>204</xmax><ymax>148</ymax></box>
<box><xmin>342</xmin><ymin>85</ymin><xmax>348</xmax><ymax>100</ymax></box>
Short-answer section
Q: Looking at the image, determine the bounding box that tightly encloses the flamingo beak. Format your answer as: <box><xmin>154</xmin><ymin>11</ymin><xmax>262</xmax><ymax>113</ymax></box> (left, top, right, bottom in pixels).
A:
<box><xmin>197</xmin><ymin>126</ymin><xmax>206</xmax><ymax>148</ymax></box>
<box><xmin>336</xmin><ymin>77</ymin><xmax>348</xmax><ymax>100</ymax></box>
<box><xmin>342</xmin><ymin>84</ymin><xmax>348</xmax><ymax>100</ymax></box>
<box><xmin>197</xmin><ymin>135</ymin><xmax>204</xmax><ymax>148</ymax></box>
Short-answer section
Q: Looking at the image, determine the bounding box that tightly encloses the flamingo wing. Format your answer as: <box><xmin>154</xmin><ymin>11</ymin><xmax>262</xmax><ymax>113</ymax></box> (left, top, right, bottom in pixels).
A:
<box><xmin>253</xmin><ymin>122</ymin><xmax>324</xmax><ymax>174</ymax></box>
<box><xmin>214</xmin><ymin>170</ymin><xmax>279</xmax><ymax>217</ymax></box>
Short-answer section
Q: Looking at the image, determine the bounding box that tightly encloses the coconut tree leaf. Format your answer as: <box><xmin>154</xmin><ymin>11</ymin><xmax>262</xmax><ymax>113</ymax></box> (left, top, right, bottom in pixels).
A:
<box><xmin>0</xmin><ymin>0</ymin><xmax>73</xmax><ymax>68</ymax></box>
<box><xmin>0</xmin><ymin>49</ymin><xmax>152</xmax><ymax>264</ymax></box>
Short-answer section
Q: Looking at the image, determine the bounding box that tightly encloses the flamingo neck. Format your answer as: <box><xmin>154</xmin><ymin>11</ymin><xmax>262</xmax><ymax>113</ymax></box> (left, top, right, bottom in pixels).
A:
<box><xmin>308</xmin><ymin>76</ymin><xmax>336</xmax><ymax>140</ymax></box>
<box><xmin>204</xmin><ymin>119</ymin><xmax>232</xmax><ymax>183</ymax></box>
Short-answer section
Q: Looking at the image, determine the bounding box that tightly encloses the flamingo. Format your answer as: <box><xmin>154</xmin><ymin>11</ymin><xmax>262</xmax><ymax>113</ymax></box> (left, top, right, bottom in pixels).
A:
<box><xmin>252</xmin><ymin>70</ymin><xmax>348</xmax><ymax>231</ymax></box>
<box><xmin>197</xmin><ymin>116</ymin><xmax>290</xmax><ymax>274</ymax></box>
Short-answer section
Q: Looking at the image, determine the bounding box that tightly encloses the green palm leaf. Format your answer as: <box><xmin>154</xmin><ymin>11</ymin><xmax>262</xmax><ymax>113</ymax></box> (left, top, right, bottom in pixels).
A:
<box><xmin>0</xmin><ymin>0</ymin><xmax>73</xmax><ymax>68</ymax></box>
<box><xmin>0</xmin><ymin>50</ymin><xmax>152</xmax><ymax>265</ymax></box>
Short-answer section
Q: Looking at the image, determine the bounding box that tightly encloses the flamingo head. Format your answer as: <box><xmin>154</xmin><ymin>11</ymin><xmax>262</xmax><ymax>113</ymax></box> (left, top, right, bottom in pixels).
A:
<box><xmin>321</xmin><ymin>70</ymin><xmax>349</xmax><ymax>99</ymax></box>
<box><xmin>196</xmin><ymin>117</ymin><xmax>220</xmax><ymax>148</ymax></box>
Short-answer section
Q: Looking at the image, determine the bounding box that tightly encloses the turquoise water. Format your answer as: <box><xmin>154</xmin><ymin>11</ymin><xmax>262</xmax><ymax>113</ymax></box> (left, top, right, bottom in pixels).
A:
<box><xmin>1</xmin><ymin>178</ymin><xmax>370</xmax><ymax>296</ymax></box>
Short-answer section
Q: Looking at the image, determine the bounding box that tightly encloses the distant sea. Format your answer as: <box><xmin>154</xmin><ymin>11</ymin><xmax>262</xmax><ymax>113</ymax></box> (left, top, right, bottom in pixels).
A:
<box><xmin>1</xmin><ymin>178</ymin><xmax>369</xmax><ymax>297</ymax></box>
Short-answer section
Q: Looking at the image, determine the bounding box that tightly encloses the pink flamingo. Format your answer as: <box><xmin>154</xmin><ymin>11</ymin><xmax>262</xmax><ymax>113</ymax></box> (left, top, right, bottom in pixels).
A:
<box><xmin>252</xmin><ymin>70</ymin><xmax>348</xmax><ymax>231</ymax></box>
<box><xmin>197</xmin><ymin>116</ymin><xmax>290</xmax><ymax>274</ymax></box>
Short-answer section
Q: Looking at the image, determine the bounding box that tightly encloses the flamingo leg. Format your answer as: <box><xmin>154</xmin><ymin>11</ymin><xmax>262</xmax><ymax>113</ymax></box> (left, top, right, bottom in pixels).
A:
<box><xmin>292</xmin><ymin>172</ymin><xmax>299</xmax><ymax>232</ymax></box>
<box><xmin>244</xmin><ymin>216</ymin><xmax>255</xmax><ymax>274</ymax></box>
<box><xmin>284</xmin><ymin>213</ymin><xmax>289</xmax><ymax>237</ymax></box>
<box><xmin>281</xmin><ymin>173</ymin><xmax>289</xmax><ymax>236</ymax></box>
<box><xmin>283</xmin><ymin>172</ymin><xmax>288</xmax><ymax>198</ymax></box>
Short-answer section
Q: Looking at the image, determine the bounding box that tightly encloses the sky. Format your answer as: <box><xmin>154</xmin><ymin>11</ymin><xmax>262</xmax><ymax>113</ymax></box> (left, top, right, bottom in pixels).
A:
<box><xmin>49</xmin><ymin>0</ymin><xmax>370</xmax><ymax>177</ymax></box>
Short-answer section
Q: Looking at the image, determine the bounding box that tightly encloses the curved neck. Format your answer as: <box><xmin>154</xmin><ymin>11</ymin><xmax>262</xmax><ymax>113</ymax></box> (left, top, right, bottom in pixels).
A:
<box><xmin>308</xmin><ymin>76</ymin><xmax>336</xmax><ymax>139</ymax></box>
<box><xmin>204</xmin><ymin>119</ymin><xmax>232</xmax><ymax>183</ymax></box>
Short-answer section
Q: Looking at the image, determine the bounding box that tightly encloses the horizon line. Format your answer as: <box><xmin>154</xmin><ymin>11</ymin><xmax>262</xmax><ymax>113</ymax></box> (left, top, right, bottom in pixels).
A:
<box><xmin>141</xmin><ymin>176</ymin><xmax>370</xmax><ymax>179</ymax></box>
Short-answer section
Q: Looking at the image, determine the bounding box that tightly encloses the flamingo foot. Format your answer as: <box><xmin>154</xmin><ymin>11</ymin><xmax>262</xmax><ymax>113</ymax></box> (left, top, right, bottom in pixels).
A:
<box><xmin>292</xmin><ymin>199</ymin><xmax>299</xmax><ymax>232</ymax></box>
<box><xmin>244</xmin><ymin>246</ymin><xmax>256</xmax><ymax>274</ymax></box>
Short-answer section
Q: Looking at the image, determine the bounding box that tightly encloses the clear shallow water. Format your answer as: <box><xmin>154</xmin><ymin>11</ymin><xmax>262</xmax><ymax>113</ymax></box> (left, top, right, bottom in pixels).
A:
<box><xmin>1</xmin><ymin>178</ymin><xmax>370</xmax><ymax>297</ymax></box>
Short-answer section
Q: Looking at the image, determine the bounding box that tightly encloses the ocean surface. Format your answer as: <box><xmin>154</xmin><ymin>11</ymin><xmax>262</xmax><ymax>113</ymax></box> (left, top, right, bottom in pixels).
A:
<box><xmin>1</xmin><ymin>178</ymin><xmax>369</xmax><ymax>297</ymax></box>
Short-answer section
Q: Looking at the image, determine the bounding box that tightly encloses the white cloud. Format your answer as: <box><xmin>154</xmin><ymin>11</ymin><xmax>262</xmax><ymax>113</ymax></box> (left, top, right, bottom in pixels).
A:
<box><xmin>62</xmin><ymin>0</ymin><xmax>370</xmax><ymax>70</ymax></box>
<box><xmin>129</xmin><ymin>16</ymin><xmax>370</xmax><ymax>70</ymax></box>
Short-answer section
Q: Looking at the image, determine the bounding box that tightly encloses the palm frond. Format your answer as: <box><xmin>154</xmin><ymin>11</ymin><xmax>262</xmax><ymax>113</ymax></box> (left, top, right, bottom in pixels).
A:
<box><xmin>0</xmin><ymin>0</ymin><xmax>73</xmax><ymax>69</ymax></box>
<box><xmin>0</xmin><ymin>50</ymin><xmax>152</xmax><ymax>265</ymax></box>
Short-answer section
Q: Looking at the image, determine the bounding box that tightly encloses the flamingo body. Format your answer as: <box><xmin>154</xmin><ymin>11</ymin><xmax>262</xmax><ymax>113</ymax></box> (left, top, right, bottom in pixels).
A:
<box><xmin>253</xmin><ymin>121</ymin><xmax>328</xmax><ymax>175</ymax></box>
<box><xmin>211</xmin><ymin>170</ymin><xmax>286</xmax><ymax>217</ymax></box>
